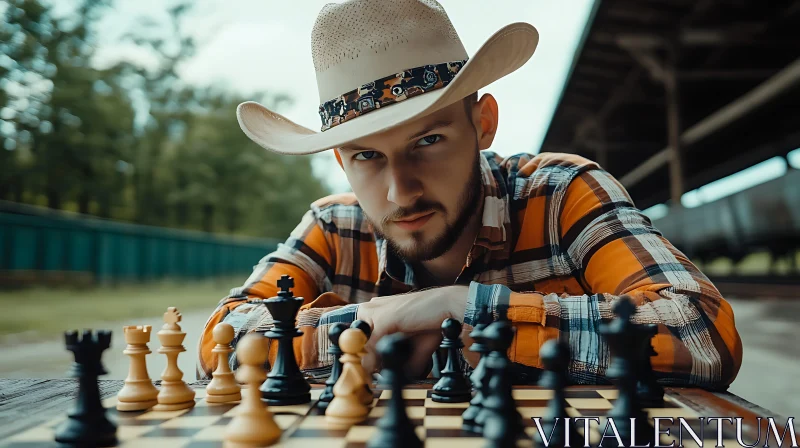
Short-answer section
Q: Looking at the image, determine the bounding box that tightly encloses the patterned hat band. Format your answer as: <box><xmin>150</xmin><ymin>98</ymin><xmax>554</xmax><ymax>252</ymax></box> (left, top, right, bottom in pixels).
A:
<box><xmin>318</xmin><ymin>59</ymin><xmax>469</xmax><ymax>132</ymax></box>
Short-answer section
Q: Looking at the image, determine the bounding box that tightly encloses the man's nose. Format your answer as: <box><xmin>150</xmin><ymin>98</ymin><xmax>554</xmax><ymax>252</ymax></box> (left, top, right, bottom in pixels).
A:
<box><xmin>386</xmin><ymin>160</ymin><xmax>423</xmax><ymax>208</ymax></box>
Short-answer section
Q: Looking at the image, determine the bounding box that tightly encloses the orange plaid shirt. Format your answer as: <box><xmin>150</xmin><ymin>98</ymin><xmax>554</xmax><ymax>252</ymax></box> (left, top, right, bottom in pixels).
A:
<box><xmin>196</xmin><ymin>152</ymin><xmax>742</xmax><ymax>389</ymax></box>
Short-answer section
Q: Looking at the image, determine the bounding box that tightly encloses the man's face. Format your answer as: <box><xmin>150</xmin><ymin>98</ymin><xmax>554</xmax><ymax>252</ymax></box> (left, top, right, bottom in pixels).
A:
<box><xmin>338</xmin><ymin>99</ymin><xmax>483</xmax><ymax>262</ymax></box>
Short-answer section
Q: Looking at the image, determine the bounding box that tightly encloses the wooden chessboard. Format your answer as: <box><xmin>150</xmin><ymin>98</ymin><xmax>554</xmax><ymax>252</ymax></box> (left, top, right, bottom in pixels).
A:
<box><xmin>0</xmin><ymin>384</ymin><xmax>765</xmax><ymax>448</ymax></box>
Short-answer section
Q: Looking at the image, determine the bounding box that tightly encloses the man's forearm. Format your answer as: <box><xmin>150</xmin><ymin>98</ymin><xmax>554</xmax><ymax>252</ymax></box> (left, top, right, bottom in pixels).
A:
<box><xmin>464</xmin><ymin>281</ymin><xmax>742</xmax><ymax>389</ymax></box>
<box><xmin>197</xmin><ymin>294</ymin><xmax>356</xmax><ymax>380</ymax></box>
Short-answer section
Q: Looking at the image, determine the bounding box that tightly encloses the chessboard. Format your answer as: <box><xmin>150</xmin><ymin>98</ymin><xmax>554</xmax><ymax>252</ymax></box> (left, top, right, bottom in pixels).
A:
<box><xmin>0</xmin><ymin>285</ymin><xmax>773</xmax><ymax>448</ymax></box>
<box><xmin>2</xmin><ymin>383</ymin><xmax>748</xmax><ymax>448</ymax></box>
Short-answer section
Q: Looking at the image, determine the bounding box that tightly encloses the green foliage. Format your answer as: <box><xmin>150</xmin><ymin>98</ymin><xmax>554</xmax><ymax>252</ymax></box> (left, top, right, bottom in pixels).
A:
<box><xmin>0</xmin><ymin>0</ymin><xmax>330</xmax><ymax>239</ymax></box>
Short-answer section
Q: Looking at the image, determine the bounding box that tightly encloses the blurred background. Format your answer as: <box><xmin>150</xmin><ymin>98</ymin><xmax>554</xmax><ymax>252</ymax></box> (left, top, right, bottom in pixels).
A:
<box><xmin>1</xmin><ymin>0</ymin><xmax>798</xmax><ymax>420</ymax></box>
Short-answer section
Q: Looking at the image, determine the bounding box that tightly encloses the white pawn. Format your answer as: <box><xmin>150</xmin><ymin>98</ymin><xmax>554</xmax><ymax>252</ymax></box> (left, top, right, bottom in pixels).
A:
<box><xmin>206</xmin><ymin>322</ymin><xmax>241</xmax><ymax>403</ymax></box>
<box><xmin>224</xmin><ymin>333</ymin><xmax>281</xmax><ymax>447</ymax></box>
<box><xmin>325</xmin><ymin>328</ymin><xmax>370</xmax><ymax>428</ymax></box>
<box><xmin>155</xmin><ymin>307</ymin><xmax>196</xmax><ymax>411</ymax></box>
<box><xmin>116</xmin><ymin>325</ymin><xmax>159</xmax><ymax>411</ymax></box>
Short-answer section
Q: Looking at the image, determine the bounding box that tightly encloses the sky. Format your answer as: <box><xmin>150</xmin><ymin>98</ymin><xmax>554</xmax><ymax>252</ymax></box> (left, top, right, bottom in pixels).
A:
<box><xmin>86</xmin><ymin>0</ymin><xmax>597</xmax><ymax>193</ymax></box>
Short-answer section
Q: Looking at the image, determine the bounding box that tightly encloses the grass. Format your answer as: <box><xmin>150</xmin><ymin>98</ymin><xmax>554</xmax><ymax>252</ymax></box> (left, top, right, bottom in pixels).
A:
<box><xmin>696</xmin><ymin>251</ymin><xmax>800</xmax><ymax>276</ymax></box>
<box><xmin>0</xmin><ymin>276</ymin><xmax>243</xmax><ymax>342</ymax></box>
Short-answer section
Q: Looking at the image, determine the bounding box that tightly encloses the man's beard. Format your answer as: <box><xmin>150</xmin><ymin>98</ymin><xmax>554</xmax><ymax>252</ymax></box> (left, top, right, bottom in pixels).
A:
<box><xmin>367</xmin><ymin>148</ymin><xmax>483</xmax><ymax>263</ymax></box>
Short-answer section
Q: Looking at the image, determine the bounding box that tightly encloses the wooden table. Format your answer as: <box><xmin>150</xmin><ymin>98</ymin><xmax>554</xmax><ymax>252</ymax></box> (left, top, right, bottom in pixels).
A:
<box><xmin>0</xmin><ymin>378</ymin><xmax>789</xmax><ymax>445</ymax></box>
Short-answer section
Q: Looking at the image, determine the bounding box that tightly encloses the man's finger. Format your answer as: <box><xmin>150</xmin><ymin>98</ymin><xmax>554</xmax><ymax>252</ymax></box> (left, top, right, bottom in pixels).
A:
<box><xmin>406</xmin><ymin>329</ymin><xmax>443</xmax><ymax>378</ymax></box>
<box><xmin>361</xmin><ymin>324</ymin><xmax>388</xmax><ymax>375</ymax></box>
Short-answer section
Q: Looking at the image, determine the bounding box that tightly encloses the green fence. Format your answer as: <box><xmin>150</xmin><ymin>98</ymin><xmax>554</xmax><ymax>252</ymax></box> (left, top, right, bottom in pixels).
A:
<box><xmin>0</xmin><ymin>201</ymin><xmax>280</xmax><ymax>287</ymax></box>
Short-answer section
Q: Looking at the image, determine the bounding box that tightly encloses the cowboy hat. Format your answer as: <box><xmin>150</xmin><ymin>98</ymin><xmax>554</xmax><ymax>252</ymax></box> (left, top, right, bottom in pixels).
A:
<box><xmin>237</xmin><ymin>0</ymin><xmax>539</xmax><ymax>155</ymax></box>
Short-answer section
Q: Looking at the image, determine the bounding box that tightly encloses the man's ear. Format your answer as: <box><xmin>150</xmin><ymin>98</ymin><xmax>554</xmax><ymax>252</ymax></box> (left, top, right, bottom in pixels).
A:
<box><xmin>334</xmin><ymin>148</ymin><xmax>343</xmax><ymax>169</ymax></box>
<box><xmin>474</xmin><ymin>93</ymin><xmax>499</xmax><ymax>151</ymax></box>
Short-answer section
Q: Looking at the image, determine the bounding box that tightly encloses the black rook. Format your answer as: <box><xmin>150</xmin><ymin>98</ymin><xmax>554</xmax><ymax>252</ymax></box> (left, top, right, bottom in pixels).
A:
<box><xmin>55</xmin><ymin>329</ymin><xmax>117</xmax><ymax>447</ymax></box>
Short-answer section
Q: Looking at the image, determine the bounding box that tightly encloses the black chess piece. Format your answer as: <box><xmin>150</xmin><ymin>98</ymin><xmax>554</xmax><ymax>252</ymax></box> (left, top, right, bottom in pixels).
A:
<box><xmin>476</xmin><ymin>320</ymin><xmax>524</xmax><ymax>447</ymax></box>
<box><xmin>367</xmin><ymin>333</ymin><xmax>422</xmax><ymax>448</ymax></box>
<box><xmin>599</xmin><ymin>297</ymin><xmax>655</xmax><ymax>447</ymax></box>
<box><xmin>350</xmin><ymin>319</ymin><xmax>372</xmax><ymax>340</ymax></box>
<box><xmin>533</xmin><ymin>339</ymin><xmax>580</xmax><ymax>448</ymax></box>
<box><xmin>462</xmin><ymin>304</ymin><xmax>492</xmax><ymax>433</ymax></box>
<box><xmin>260</xmin><ymin>275</ymin><xmax>311</xmax><ymax>405</ymax></box>
<box><xmin>637</xmin><ymin>323</ymin><xmax>664</xmax><ymax>407</ymax></box>
<box><xmin>55</xmin><ymin>330</ymin><xmax>117</xmax><ymax>447</ymax></box>
<box><xmin>432</xmin><ymin>318</ymin><xmax>472</xmax><ymax>403</ymax></box>
<box><xmin>318</xmin><ymin>322</ymin><xmax>349</xmax><ymax>408</ymax></box>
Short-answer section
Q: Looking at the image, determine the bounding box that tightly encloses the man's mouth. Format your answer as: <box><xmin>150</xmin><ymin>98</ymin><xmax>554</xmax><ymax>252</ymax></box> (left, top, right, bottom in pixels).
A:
<box><xmin>393</xmin><ymin>212</ymin><xmax>435</xmax><ymax>231</ymax></box>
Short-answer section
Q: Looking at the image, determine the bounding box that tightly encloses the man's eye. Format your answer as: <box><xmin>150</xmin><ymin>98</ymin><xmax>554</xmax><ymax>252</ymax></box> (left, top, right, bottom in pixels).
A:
<box><xmin>354</xmin><ymin>150</ymin><xmax>378</xmax><ymax>161</ymax></box>
<box><xmin>418</xmin><ymin>135</ymin><xmax>441</xmax><ymax>146</ymax></box>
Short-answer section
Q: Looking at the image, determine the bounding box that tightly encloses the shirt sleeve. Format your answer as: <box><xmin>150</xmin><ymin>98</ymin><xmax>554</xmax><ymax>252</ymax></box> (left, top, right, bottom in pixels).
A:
<box><xmin>195</xmin><ymin>208</ymin><xmax>360</xmax><ymax>380</ymax></box>
<box><xmin>464</xmin><ymin>168</ymin><xmax>743</xmax><ymax>390</ymax></box>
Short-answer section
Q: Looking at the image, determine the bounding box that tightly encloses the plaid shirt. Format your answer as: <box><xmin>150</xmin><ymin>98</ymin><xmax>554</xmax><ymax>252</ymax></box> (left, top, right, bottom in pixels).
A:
<box><xmin>196</xmin><ymin>152</ymin><xmax>742</xmax><ymax>389</ymax></box>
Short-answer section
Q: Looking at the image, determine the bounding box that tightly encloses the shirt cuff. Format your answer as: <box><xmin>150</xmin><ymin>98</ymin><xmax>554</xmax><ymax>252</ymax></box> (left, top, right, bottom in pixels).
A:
<box><xmin>315</xmin><ymin>304</ymin><xmax>360</xmax><ymax>367</ymax></box>
<box><xmin>464</xmin><ymin>281</ymin><xmax>512</xmax><ymax>326</ymax></box>
<box><xmin>318</xmin><ymin>303</ymin><xmax>359</xmax><ymax>327</ymax></box>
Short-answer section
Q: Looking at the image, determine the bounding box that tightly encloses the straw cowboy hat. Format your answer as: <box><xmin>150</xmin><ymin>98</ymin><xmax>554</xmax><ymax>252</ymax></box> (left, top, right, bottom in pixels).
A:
<box><xmin>237</xmin><ymin>0</ymin><xmax>539</xmax><ymax>155</ymax></box>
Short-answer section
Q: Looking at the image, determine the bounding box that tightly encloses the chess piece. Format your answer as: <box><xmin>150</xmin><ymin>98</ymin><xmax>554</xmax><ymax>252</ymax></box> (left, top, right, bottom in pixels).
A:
<box><xmin>224</xmin><ymin>333</ymin><xmax>282</xmax><ymax>447</ymax></box>
<box><xmin>325</xmin><ymin>328</ymin><xmax>370</xmax><ymax>428</ymax></box>
<box><xmin>155</xmin><ymin>307</ymin><xmax>196</xmax><ymax>411</ymax></box>
<box><xmin>432</xmin><ymin>318</ymin><xmax>471</xmax><ymax>403</ymax></box>
<box><xmin>318</xmin><ymin>323</ymin><xmax>349</xmax><ymax>408</ymax></box>
<box><xmin>533</xmin><ymin>339</ymin><xmax>579</xmax><ymax>448</ymax></box>
<box><xmin>350</xmin><ymin>319</ymin><xmax>375</xmax><ymax>405</ymax></box>
<box><xmin>367</xmin><ymin>333</ymin><xmax>422</xmax><ymax>448</ymax></box>
<box><xmin>477</xmin><ymin>320</ymin><xmax>523</xmax><ymax>446</ymax></box>
<box><xmin>599</xmin><ymin>297</ymin><xmax>655</xmax><ymax>446</ymax></box>
<box><xmin>462</xmin><ymin>304</ymin><xmax>492</xmax><ymax>432</ymax></box>
<box><xmin>637</xmin><ymin>323</ymin><xmax>664</xmax><ymax>407</ymax></box>
<box><xmin>206</xmin><ymin>322</ymin><xmax>242</xmax><ymax>403</ymax></box>
<box><xmin>116</xmin><ymin>325</ymin><xmax>159</xmax><ymax>411</ymax></box>
<box><xmin>260</xmin><ymin>275</ymin><xmax>311</xmax><ymax>405</ymax></box>
<box><xmin>55</xmin><ymin>330</ymin><xmax>117</xmax><ymax>447</ymax></box>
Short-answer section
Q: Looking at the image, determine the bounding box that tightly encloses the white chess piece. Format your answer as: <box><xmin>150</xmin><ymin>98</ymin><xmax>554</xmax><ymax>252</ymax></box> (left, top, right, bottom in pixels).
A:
<box><xmin>154</xmin><ymin>307</ymin><xmax>196</xmax><ymax>411</ymax></box>
<box><xmin>325</xmin><ymin>328</ymin><xmax>370</xmax><ymax>428</ymax></box>
<box><xmin>206</xmin><ymin>322</ymin><xmax>241</xmax><ymax>403</ymax></box>
<box><xmin>116</xmin><ymin>325</ymin><xmax>159</xmax><ymax>411</ymax></box>
<box><xmin>223</xmin><ymin>333</ymin><xmax>281</xmax><ymax>447</ymax></box>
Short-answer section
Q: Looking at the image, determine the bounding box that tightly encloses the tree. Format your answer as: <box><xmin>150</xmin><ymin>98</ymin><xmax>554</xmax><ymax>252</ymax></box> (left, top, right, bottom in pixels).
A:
<box><xmin>170</xmin><ymin>89</ymin><xmax>328</xmax><ymax>236</ymax></box>
<box><xmin>0</xmin><ymin>0</ymin><xmax>330</xmax><ymax>239</ymax></box>
<box><xmin>1</xmin><ymin>0</ymin><xmax>136</xmax><ymax>213</ymax></box>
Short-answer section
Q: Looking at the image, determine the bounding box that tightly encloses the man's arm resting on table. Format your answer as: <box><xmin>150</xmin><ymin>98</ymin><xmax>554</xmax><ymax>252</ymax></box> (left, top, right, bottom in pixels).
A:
<box><xmin>463</xmin><ymin>282</ymin><xmax>742</xmax><ymax>390</ymax></box>
<box><xmin>196</xmin><ymin>207</ymin><xmax>349</xmax><ymax>380</ymax></box>
<box><xmin>469</xmin><ymin>166</ymin><xmax>743</xmax><ymax>389</ymax></box>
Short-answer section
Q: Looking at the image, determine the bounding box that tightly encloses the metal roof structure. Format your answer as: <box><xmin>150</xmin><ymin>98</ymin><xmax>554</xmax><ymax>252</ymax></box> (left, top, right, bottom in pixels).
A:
<box><xmin>539</xmin><ymin>0</ymin><xmax>800</xmax><ymax>210</ymax></box>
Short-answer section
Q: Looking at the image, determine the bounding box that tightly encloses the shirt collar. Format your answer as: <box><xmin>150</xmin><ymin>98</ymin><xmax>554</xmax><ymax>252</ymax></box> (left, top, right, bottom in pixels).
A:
<box><xmin>376</xmin><ymin>152</ymin><xmax>510</xmax><ymax>287</ymax></box>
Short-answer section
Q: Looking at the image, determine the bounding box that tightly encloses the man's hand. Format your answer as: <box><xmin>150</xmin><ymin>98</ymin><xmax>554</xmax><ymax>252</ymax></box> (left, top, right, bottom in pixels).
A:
<box><xmin>356</xmin><ymin>285</ymin><xmax>469</xmax><ymax>376</ymax></box>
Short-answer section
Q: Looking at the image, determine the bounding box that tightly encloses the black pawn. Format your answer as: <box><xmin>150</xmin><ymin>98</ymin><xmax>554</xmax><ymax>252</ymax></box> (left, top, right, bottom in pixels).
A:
<box><xmin>462</xmin><ymin>304</ymin><xmax>492</xmax><ymax>433</ymax></box>
<box><xmin>350</xmin><ymin>319</ymin><xmax>372</xmax><ymax>340</ymax></box>
<box><xmin>260</xmin><ymin>275</ymin><xmax>311</xmax><ymax>405</ymax></box>
<box><xmin>477</xmin><ymin>320</ymin><xmax>524</xmax><ymax>447</ymax></box>
<box><xmin>350</xmin><ymin>319</ymin><xmax>374</xmax><ymax>398</ymax></box>
<box><xmin>637</xmin><ymin>323</ymin><xmax>664</xmax><ymax>407</ymax></box>
<box><xmin>318</xmin><ymin>322</ymin><xmax>349</xmax><ymax>408</ymax></box>
<box><xmin>533</xmin><ymin>339</ymin><xmax>580</xmax><ymax>448</ymax></box>
<box><xmin>367</xmin><ymin>333</ymin><xmax>422</xmax><ymax>448</ymax></box>
<box><xmin>55</xmin><ymin>330</ymin><xmax>117</xmax><ymax>447</ymax></box>
<box><xmin>432</xmin><ymin>318</ymin><xmax>471</xmax><ymax>402</ymax></box>
<box><xmin>599</xmin><ymin>297</ymin><xmax>654</xmax><ymax>446</ymax></box>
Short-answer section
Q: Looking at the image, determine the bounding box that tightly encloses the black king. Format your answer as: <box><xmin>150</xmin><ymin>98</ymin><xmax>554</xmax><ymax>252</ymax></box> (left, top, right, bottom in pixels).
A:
<box><xmin>260</xmin><ymin>275</ymin><xmax>311</xmax><ymax>405</ymax></box>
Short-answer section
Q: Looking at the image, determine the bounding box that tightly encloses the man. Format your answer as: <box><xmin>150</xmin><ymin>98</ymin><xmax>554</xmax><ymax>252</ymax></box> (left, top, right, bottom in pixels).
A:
<box><xmin>197</xmin><ymin>0</ymin><xmax>742</xmax><ymax>388</ymax></box>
